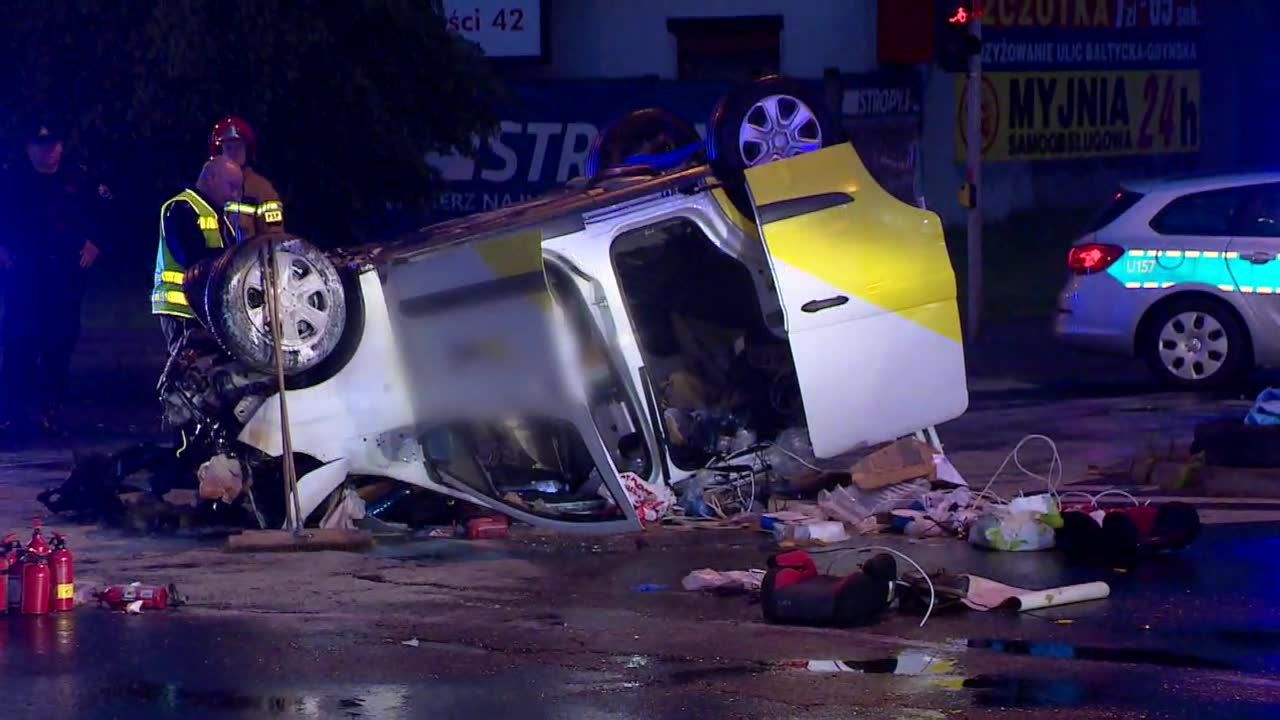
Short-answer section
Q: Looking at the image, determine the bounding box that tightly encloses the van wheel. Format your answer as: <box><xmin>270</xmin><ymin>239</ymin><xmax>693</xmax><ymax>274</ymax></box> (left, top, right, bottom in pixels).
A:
<box><xmin>1141</xmin><ymin>298</ymin><xmax>1248</xmax><ymax>390</ymax></box>
<box><xmin>708</xmin><ymin>75</ymin><xmax>842</xmax><ymax>216</ymax></box>
<box><xmin>205</xmin><ymin>235</ymin><xmax>348</xmax><ymax>377</ymax></box>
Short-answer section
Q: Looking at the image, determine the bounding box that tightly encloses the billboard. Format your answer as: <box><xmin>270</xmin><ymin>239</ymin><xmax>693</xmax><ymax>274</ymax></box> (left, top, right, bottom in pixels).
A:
<box><xmin>956</xmin><ymin>69</ymin><xmax>1200</xmax><ymax>161</ymax></box>
<box><xmin>955</xmin><ymin>0</ymin><xmax>1202</xmax><ymax>162</ymax></box>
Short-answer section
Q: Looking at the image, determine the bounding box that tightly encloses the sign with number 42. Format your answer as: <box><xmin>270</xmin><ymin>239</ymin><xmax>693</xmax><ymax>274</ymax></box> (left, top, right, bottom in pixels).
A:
<box><xmin>443</xmin><ymin>1</ymin><xmax>544</xmax><ymax>58</ymax></box>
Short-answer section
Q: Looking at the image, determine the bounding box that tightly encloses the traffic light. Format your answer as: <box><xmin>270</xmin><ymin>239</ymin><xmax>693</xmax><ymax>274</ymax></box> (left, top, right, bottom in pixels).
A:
<box><xmin>937</xmin><ymin>1</ymin><xmax>982</xmax><ymax>73</ymax></box>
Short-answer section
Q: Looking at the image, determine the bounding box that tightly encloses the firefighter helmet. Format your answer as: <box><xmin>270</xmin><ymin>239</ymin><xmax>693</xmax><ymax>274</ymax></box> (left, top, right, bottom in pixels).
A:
<box><xmin>209</xmin><ymin>116</ymin><xmax>257</xmax><ymax>163</ymax></box>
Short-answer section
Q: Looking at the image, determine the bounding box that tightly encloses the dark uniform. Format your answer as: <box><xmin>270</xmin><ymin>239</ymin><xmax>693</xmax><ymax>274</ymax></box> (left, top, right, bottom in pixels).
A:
<box><xmin>0</xmin><ymin>129</ymin><xmax>110</xmax><ymax>435</ymax></box>
<box><xmin>153</xmin><ymin>188</ymin><xmax>238</xmax><ymax>355</ymax></box>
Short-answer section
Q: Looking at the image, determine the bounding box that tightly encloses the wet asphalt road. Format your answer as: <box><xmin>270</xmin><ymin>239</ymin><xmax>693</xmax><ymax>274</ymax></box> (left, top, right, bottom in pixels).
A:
<box><xmin>1</xmin><ymin>323</ymin><xmax>1279</xmax><ymax>718</ymax></box>
<box><xmin>2</xmin><ymin>523</ymin><xmax>1280</xmax><ymax>719</ymax></box>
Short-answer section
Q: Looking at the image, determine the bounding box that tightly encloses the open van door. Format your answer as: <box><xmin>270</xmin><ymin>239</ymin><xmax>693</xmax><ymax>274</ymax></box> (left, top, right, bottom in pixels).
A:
<box><xmin>381</xmin><ymin>228</ymin><xmax>643</xmax><ymax>533</ymax></box>
<box><xmin>743</xmin><ymin>143</ymin><xmax>968</xmax><ymax>458</ymax></box>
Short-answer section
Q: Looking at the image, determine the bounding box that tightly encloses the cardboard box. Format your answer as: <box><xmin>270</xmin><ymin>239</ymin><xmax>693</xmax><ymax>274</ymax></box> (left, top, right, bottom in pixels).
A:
<box><xmin>850</xmin><ymin>438</ymin><xmax>936</xmax><ymax>491</ymax></box>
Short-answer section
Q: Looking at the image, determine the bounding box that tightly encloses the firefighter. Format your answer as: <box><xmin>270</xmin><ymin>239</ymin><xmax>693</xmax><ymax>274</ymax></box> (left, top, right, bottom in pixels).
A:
<box><xmin>0</xmin><ymin>119</ymin><xmax>109</xmax><ymax>440</ymax></box>
<box><xmin>209</xmin><ymin>116</ymin><xmax>284</xmax><ymax>240</ymax></box>
<box><xmin>153</xmin><ymin>156</ymin><xmax>243</xmax><ymax>355</ymax></box>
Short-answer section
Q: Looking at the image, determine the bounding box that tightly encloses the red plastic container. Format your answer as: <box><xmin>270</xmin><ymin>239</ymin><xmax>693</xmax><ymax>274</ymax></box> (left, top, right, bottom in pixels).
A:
<box><xmin>466</xmin><ymin>517</ymin><xmax>510</xmax><ymax>540</ymax></box>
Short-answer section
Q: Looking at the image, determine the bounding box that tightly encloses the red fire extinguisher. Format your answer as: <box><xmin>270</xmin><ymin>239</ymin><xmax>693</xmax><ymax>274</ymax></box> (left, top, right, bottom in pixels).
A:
<box><xmin>6</xmin><ymin>532</ymin><xmax>26</xmax><ymax>614</ymax></box>
<box><xmin>48</xmin><ymin>533</ymin><xmax>74</xmax><ymax>613</ymax></box>
<box><xmin>94</xmin><ymin>583</ymin><xmax>183</xmax><ymax>611</ymax></box>
<box><xmin>21</xmin><ymin>520</ymin><xmax>52</xmax><ymax>615</ymax></box>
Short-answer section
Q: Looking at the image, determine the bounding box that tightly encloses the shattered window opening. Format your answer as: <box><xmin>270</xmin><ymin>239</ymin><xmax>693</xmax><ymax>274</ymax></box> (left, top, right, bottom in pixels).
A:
<box><xmin>610</xmin><ymin>216</ymin><xmax>803</xmax><ymax>470</ymax></box>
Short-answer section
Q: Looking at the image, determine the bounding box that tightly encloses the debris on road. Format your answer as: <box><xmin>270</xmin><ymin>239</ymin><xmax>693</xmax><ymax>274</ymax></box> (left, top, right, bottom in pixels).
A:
<box><xmin>465</xmin><ymin>516</ymin><xmax>510</xmax><ymax>540</ymax></box>
<box><xmin>93</xmin><ymin>582</ymin><xmax>184</xmax><ymax>611</ymax></box>
<box><xmin>319</xmin><ymin>486</ymin><xmax>368</xmax><ymax>530</ymax></box>
<box><xmin>619</xmin><ymin>472</ymin><xmax>677</xmax><ymax>525</ymax></box>
<box><xmin>850</xmin><ymin>438</ymin><xmax>937</xmax><ymax>491</ymax></box>
<box><xmin>681</xmin><ymin>568</ymin><xmax>765</xmax><ymax>594</ymax></box>
<box><xmin>1056</xmin><ymin>498</ymin><xmax>1200</xmax><ymax>564</ymax></box>
<box><xmin>964</xmin><ymin>577</ymin><xmax>1111</xmax><ymax>612</ymax></box>
<box><xmin>817</xmin><ymin>479</ymin><xmax>930</xmax><ymax>528</ymax></box>
<box><xmin>762</xmin><ymin>550</ymin><xmax>899</xmax><ymax>628</ymax></box>
<box><xmin>224</xmin><ymin>528</ymin><xmax>374</xmax><ymax>553</ymax></box>
<box><xmin>1246</xmin><ymin>387</ymin><xmax>1280</xmax><ymax>426</ymax></box>
<box><xmin>632</xmin><ymin>583</ymin><xmax>671</xmax><ymax>593</ymax></box>
<box><xmin>401</xmin><ymin>638</ymin><xmax>421</xmax><ymax>648</ymax></box>
<box><xmin>968</xmin><ymin>494</ymin><xmax>1062</xmax><ymax>552</ymax></box>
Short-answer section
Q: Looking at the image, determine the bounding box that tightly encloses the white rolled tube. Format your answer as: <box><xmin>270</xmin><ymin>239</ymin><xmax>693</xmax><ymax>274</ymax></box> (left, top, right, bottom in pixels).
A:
<box><xmin>1013</xmin><ymin>581</ymin><xmax>1110</xmax><ymax>611</ymax></box>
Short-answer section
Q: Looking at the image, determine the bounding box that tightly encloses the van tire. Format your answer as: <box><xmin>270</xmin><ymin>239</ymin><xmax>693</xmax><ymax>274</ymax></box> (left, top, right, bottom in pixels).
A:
<box><xmin>708</xmin><ymin>75</ymin><xmax>842</xmax><ymax>217</ymax></box>
<box><xmin>204</xmin><ymin>235</ymin><xmax>348</xmax><ymax>377</ymax></box>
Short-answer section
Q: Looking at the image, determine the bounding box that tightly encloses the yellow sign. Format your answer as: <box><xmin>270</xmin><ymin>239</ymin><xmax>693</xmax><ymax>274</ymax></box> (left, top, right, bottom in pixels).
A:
<box><xmin>956</xmin><ymin>70</ymin><xmax>1200</xmax><ymax>161</ymax></box>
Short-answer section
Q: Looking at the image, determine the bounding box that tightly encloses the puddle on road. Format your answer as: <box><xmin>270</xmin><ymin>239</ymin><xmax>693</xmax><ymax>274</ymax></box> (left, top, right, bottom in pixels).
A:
<box><xmin>966</xmin><ymin>638</ymin><xmax>1237</xmax><ymax>670</ymax></box>
<box><xmin>963</xmin><ymin>674</ymin><xmax>1091</xmax><ymax>708</ymax></box>
<box><xmin>100</xmin><ymin>681</ymin><xmax>305</xmax><ymax>714</ymax></box>
<box><xmin>792</xmin><ymin>653</ymin><xmax>1095</xmax><ymax>709</ymax></box>
<box><xmin>792</xmin><ymin>649</ymin><xmax>959</xmax><ymax>678</ymax></box>
<box><xmin>100</xmin><ymin>681</ymin><xmax>415</xmax><ymax>718</ymax></box>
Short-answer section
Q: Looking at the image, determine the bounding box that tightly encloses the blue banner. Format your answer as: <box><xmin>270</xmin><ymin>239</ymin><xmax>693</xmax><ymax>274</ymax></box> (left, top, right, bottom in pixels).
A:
<box><xmin>427</xmin><ymin>72</ymin><xmax>922</xmax><ymax>220</ymax></box>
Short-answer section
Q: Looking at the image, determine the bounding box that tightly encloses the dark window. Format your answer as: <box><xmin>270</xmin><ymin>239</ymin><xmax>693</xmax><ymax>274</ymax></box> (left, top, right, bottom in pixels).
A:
<box><xmin>1084</xmin><ymin>190</ymin><xmax>1145</xmax><ymax>233</ymax></box>
<box><xmin>1149</xmin><ymin>188</ymin><xmax>1244</xmax><ymax>236</ymax></box>
<box><xmin>1233</xmin><ymin>183</ymin><xmax>1280</xmax><ymax>238</ymax></box>
<box><xmin>667</xmin><ymin>16</ymin><xmax>782</xmax><ymax>83</ymax></box>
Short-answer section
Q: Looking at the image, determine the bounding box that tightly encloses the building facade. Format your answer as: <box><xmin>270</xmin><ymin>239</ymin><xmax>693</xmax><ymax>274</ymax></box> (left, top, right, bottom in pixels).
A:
<box><xmin>437</xmin><ymin>0</ymin><xmax>1270</xmax><ymax>226</ymax></box>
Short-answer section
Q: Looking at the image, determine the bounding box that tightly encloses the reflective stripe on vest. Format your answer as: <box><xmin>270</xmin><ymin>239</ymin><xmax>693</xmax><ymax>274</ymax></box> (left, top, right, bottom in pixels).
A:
<box><xmin>256</xmin><ymin>200</ymin><xmax>284</xmax><ymax>224</ymax></box>
<box><xmin>153</xmin><ymin>190</ymin><xmax>225</xmax><ymax>317</ymax></box>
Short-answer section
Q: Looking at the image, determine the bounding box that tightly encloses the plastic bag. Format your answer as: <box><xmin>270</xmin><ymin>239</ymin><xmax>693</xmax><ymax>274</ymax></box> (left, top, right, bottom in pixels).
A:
<box><xmin>967</xmin><ymin>495</ymin><xmax>1061</xmax><ymax>552</ymax></box>
<box><xmin>765</xmin><ymin>428</ymin><xmax>823</xmax><ymax>485</ymax></box>
<box><xmin>619</xmin><ymin>472</ymin><xmax>676</xmax><ymax>526</ymax></box>
<box><xmin>1246</xmin><ymin>387</ymin><xmax>1280</xmax><ymax>426</ymax></box>
<box><xmin>818</xmin><ymin>478</ymin><xmax>930</xmax><ymax>525</ymax></box>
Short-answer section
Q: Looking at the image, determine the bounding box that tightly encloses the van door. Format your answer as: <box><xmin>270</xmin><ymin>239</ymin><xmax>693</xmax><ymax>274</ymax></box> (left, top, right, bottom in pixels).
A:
<box><xmin>380</xmin><ymin>227</ymin><xmax>642</xmax><ymax>533</ymax></box>
<box><xmin>742</xmin><ymin>143</ymin><xmax>968</xmax><ymax>458</ymax></box>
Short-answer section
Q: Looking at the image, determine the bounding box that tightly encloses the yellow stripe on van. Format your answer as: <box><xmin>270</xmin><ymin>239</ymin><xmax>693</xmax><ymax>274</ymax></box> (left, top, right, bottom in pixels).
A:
<box><xmin>471</xmin><ymin>229</ymin><xmax>550</xmax><ymax>311</ymax></box>
<box><xmin>744</xmin><ymin>144</ymin><xmax>961</xmax><ymax>343</ymax></box>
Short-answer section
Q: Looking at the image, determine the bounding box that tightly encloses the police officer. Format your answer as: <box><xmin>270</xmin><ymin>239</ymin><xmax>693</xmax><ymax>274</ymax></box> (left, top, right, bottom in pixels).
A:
<box><xmin>153</xmin><ymin>156</ymin><xmax>243</xmax><ymax>355</ymax></box>
<box><xmin>0</xmin><ymin>119</ymin><xmax>109</xmax><ymax>439</ymax></box>
<box><xmin>209</xmin><ymin>116</ymin><xmax>284</xmax><ymax>240</ymax></box>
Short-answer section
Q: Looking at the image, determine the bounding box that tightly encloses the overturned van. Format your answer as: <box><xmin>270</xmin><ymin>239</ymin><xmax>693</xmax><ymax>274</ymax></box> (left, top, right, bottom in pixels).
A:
<box><xmin>169</xmin><ymin>77</ymin><xmax>968</xmax><ymax>533</ymax></box>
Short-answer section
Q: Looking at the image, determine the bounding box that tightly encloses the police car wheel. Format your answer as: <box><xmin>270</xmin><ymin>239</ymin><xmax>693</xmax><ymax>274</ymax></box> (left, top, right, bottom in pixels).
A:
<box><xmin>708</xmin><ymin>75</ymin><xmax>841</xmax><ymax>216</ymax></box>
<box><xmin>585</xmin><ymin>108</ymin><xmax>703</xmax><ymax>179</ymax></box>
<box><xmin>1140</xmin><ymin>296</ymin><xmax>1249</xmax><ymax>390</ymax></box>
<box><xmin>205</xmin><ymin>236</ymin><xmax>347</xmax><ymax>376</ymax></box>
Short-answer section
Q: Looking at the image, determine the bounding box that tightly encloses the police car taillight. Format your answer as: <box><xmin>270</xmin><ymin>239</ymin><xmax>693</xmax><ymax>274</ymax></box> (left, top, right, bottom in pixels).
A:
<box><xmin>1068</xmin><ymin>243</ymin><xmax>1124</xmax><ymax>275</ymax></box>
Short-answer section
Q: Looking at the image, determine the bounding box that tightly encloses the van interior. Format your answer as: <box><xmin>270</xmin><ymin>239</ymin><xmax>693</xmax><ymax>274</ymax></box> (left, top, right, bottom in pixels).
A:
<box><xmin>611</xmin><ymin>216</ymin><xmax>805</xmax><ymax>469</ymax></box>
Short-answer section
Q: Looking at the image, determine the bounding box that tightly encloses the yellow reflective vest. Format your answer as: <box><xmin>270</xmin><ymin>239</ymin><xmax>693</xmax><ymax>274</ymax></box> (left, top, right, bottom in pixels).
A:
<box><xmin>151</xmin><ymin>190</ymin><xmax>227</xmax><ymax>317</ymax></box>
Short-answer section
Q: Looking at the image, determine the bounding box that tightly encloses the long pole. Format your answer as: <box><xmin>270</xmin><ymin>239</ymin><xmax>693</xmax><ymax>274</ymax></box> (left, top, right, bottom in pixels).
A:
<box><xmin>965</xmin><ymin>3</ymin><xmax>984</xmax><ymax>342</ymax></box>
<box><xmin>262</xmin><ymin>238</ymin><xmax>305</xmax><ymax>535</ymax></box>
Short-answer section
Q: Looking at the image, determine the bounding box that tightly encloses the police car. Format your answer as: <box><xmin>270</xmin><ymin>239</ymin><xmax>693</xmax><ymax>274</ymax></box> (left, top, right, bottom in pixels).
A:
<box><xmin>1056</xmin><ymin>173</ymin><xmax>1280</xmax><ymax>389</ymax></box>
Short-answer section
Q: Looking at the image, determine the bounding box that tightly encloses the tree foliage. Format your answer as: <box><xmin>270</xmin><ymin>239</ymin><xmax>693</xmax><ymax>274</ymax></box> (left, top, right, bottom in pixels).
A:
<box><xmin>0</xmin><ymin>0</ymin><xmax>502</xmax><ymax>244</ymax></box>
